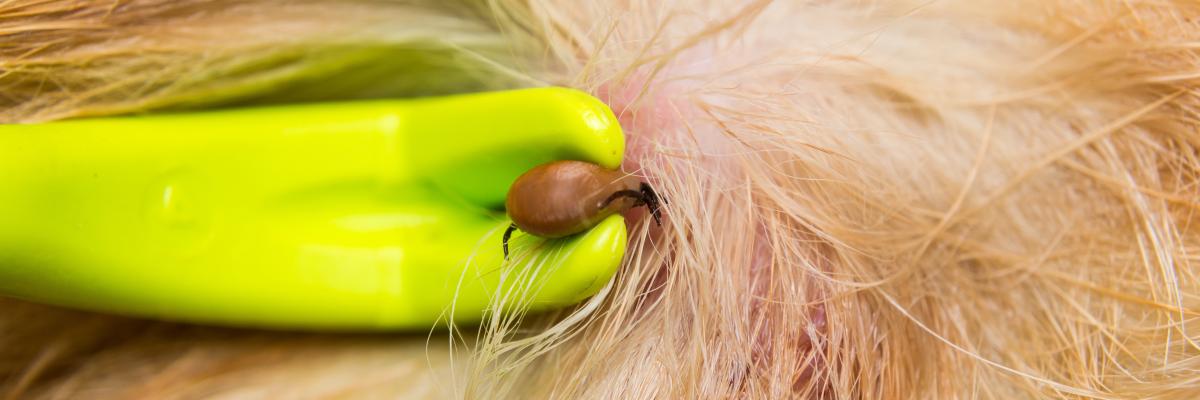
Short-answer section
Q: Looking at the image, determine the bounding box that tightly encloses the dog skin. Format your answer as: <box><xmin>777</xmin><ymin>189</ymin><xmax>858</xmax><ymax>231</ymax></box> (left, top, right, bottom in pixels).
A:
<box><xmin>1</xmin><ymin>1</ymin><xmax>1198</xmax><ymax>398</ymax></box>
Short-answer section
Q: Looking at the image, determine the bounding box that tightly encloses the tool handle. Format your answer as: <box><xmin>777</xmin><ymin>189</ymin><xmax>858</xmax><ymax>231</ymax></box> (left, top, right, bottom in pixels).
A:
<box><xmin>0</xmin><ymin>88</ymin><xmax>627</xmax><ymax>329</ymax></box>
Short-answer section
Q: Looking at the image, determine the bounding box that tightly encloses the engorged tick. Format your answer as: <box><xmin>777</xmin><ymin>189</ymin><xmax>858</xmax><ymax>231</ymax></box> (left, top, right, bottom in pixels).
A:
<box><xmin>502</xmin><ymin>160</ymin><xmax>663</xmax><ymax>258</ymax></box>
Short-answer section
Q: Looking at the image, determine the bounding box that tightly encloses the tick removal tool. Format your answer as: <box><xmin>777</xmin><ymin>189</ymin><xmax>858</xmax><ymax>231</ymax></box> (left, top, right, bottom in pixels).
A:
<box><xmin>0</xmin><ymin>88</ymin><xmax>630</xmax><ymax>330</ymax></box>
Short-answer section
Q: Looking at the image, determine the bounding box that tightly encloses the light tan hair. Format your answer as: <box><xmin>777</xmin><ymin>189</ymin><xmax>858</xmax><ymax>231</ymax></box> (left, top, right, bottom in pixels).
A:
<box><xmin>1</xmin><ymin>0</ymin><xmax>1197</xmax><ymax>398</ymax></box>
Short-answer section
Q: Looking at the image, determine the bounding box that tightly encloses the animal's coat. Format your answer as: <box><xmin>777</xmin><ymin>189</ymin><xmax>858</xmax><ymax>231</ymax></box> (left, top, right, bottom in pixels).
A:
<box><xmin>1</xmin><ymin>1</ymin><xmax>1198</xmax><ymax>398</ymax></box>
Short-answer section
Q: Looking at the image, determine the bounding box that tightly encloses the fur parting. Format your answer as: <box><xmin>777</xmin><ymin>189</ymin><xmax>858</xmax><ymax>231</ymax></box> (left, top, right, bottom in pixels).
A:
<box><xmin>2</xmin><ymin>0</ymin><xmax>1199</xmax><ymax>399</ymax></box>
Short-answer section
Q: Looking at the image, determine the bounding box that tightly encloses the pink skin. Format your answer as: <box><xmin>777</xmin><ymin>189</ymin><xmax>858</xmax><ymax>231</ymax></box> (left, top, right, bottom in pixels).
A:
<box><xmin>596</xmin><ymin>57</ymin><xmax>829</xmax><ymax>390</ymax></box>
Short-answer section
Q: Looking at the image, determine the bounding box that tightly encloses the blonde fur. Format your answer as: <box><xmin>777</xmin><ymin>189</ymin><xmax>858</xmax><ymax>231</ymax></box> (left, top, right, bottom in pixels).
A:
<box><xmin>2</xmin><ymin>0</ymin><xmax>1199</xmax><ymax>398</ymax></box>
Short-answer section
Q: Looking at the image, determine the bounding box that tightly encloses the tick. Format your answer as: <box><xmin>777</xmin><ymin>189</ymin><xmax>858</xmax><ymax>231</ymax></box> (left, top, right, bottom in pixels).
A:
<box><xmin>502</xmin><ymin>160</ymin><xmax>663</xmax><ymax>257</ymax></box>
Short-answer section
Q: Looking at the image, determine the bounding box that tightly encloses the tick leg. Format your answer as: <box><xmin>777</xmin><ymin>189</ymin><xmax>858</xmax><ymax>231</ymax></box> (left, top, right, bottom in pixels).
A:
<box><xmin>600</xmin><ymin>190</ymin><xmax>644</xmax><ymax>209</ymax></box>
<box><xmin>502</xmin><ymin>223</ymin><xmax>518</xmax><ymax>259</ymax></box>
<box><xmin>600</xmin><ymin>185</ymin><xmax>665</xmax><ymax>226</ymax></box>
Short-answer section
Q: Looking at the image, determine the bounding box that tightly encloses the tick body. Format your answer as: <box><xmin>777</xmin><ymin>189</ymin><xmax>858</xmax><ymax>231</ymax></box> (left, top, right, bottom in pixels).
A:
<box><xmin>503</xmin><ymin>160</ymin><xmax>662</xmax><ymax>257</ymax></box>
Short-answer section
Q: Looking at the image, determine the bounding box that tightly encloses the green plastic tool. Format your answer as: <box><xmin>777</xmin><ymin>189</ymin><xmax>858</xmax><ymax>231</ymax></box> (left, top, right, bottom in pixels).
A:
<box><xmin>0</xmin><ymin>87</ymin><xmax>628</xmax><ymax>330</ymax></box>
